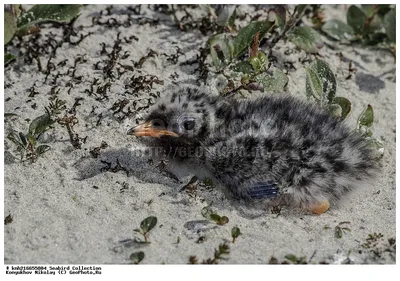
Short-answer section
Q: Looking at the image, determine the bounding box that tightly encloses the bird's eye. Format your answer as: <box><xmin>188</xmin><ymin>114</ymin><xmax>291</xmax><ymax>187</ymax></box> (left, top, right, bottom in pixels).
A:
<box><xmin>182</xmin><ymin>119</ymin><xmax>195</xmax><ymax>130</ymax></box>
<box><xmin>152</xmin><ymin>119</ymin><xmax>165</xmax><ymax>128</ymax></box>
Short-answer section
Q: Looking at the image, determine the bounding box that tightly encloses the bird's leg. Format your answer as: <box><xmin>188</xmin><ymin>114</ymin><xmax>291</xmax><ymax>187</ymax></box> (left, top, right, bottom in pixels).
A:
<box><xmin>204</xmin><ymin>138</ymin><xmax>332</xmax><ymax>214</ymax></box>
<box><xmin>306</xmin><ymin>200</ymin><xmax>330</xmax><ymax>215</ymax></box>
<box><xmin>269</xmin><ymin>193</ymin><xmax>330</xmax><ymax>214</ymax></box>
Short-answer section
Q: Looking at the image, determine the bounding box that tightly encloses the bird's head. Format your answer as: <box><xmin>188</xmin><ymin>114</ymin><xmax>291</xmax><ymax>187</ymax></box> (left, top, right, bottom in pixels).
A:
<box><xmin>127</xmin><ymin>86</ymin><xmax>226</xmax><ymax>149</ymax></box>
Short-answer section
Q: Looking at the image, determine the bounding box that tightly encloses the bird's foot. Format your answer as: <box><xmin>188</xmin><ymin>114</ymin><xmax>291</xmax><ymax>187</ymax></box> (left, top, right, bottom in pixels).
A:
<box><xmin>307</xmin><ymin>200</ymin><xmax>330</xmax><ymax>215</ymax></box>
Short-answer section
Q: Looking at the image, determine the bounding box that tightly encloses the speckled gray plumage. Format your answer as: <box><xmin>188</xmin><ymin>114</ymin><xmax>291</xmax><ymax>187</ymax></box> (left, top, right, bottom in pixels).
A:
<box><xmin>133</xmin><ymin>85</ymin><xmax>378</xmax><ymax>210</ymax></box>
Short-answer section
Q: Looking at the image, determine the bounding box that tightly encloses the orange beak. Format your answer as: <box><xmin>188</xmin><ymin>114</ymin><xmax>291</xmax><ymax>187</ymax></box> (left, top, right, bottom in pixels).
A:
<box><xmin>127</xmin><ymin>121</ymin><xmax>179</xmax><ymax>138</ymax></box>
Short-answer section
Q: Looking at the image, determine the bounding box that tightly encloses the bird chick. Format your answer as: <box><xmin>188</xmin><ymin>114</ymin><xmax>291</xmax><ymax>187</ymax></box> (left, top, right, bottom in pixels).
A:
<box><xmin>127</xmin><ymin>85</ymin><xmax>378</xmax><ymax>214</ymax></box>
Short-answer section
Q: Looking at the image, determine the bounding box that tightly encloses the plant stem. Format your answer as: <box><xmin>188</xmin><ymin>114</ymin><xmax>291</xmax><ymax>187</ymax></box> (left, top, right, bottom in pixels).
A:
<box><xmin>28</xmin><ymin>142</ymin><xmax>37</xmax><ymax>163</ymax></box>
<box><xmin>269</xmin><ymin>6</ymin><xmax>307</xmax><ymax>49</ymax></box>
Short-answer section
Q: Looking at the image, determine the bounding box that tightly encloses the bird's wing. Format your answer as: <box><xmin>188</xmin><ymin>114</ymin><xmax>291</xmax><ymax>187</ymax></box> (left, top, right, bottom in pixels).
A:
<box><xmin>247</xmin><ymin>181</ymin><xmax>279</xmax><ymax>199</ymax></box>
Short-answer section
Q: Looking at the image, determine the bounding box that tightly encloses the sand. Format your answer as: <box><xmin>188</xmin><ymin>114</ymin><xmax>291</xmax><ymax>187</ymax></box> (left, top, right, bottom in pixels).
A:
<box><xmin>3</xmin><ymin>4</ymin><xmax>396</xmax><ymax>265</ymax></box>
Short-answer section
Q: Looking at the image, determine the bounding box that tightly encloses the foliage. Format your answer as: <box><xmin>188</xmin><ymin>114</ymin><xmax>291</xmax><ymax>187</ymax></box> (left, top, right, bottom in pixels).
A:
<box><xmin>284</xmin><ymin>254</ymin><xmax>308</xmax><ymax>264</ymax></box>
<box><xmin>334</xmin><ymin>221</ymin><xmax>351</xmax><ymax>239</ymax></box>
<box><xmin>321</xmin><ymin>19</ymin><xmax>355</xmax><ymax>41</ymax></box>
<box><xmin>231</xmin><ymin>21</ymin><xmax>273</xmax><ymax>58</ymax></box>
<box><xmin>133</xmin><ymin>216</ymin><xmax>158</xmax><ymax>242</ymax></box>
<box><xmin>305</xmin><ymin>59</ymin><xmax>351</xmax><ymax>120</ymax></box>
<box><xmin>357</xmin><ymin>105</ymin><xmax>384</xmax><ymax>158</ymax></box>
<box><xmin>6</xmin><ymin>99</ymin><xmax>66</xmax><ymax>163</ymax></box>
<box><xmin>206</xmin><ymin>6</ymin><xmax>286</xmax><ymax>94</ymax></box>
<box><xmin>189</xmin><ymin>242</ymin><xmax>230</xmax><ymax>264</ymax></box>
<box><xmin>321</xmin><ymin>5</ymin><xmax>395</xmax><ymax>49</ymax></box>
<box><xmin>4</xmin><ymin>4</ymin><xmax>83</xmax><ymax>65</ymax></box>
<box><xmin>287</xmin><ymin>26</ymin><xmax>323</xmax><ymax>53</ymax></box>
<box><xmin>5</xmin><ymin>53</ymin><xmax>17</xmax><ymax>65</ymax></box>
<box><xmin>303</xmin><ymin>58</ymin><xmax>383</xmax><ymax>156</ymax></box>
<box><xmin>361</xmin><ymin>233</ymin><xmax>384</xmax><ymax>248</ymax></box>
<box><xmin>201</xmin><ymin>206</ymin><xmax>229</xmax><ymax>225</ymax></box>
<box><xmin>204</xmin><ymin>4</ymin><xmax>394</xmax><ymax>97</ymax></box>
<box><xmin>231</xmin><ymin>226</ymin><xmax>241</xmax><ymax>243</ymax></box>
<box><xmin>129</xmin><ymin>251</ymin><xmax>145</xmax><ymax>264</ymax></box>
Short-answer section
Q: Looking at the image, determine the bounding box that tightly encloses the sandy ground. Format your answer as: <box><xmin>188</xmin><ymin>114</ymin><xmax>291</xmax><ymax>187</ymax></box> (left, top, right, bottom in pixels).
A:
<box><xmin>3</xmin><ymin>5</ymin><xmax>396</xmax><ymax>264</ymax></box>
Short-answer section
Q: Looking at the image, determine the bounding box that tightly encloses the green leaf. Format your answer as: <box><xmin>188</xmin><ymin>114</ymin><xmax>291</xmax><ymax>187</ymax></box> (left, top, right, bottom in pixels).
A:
<box><xmin>17</xmin><ymin>4</ymin><xmax>83</xmax><ymax>30</ymax></box>
<box><xmin>18</xmin><ymin>132</ymin><xmax>28</xmax><ymax>147</ymax></box>
<box><xmin>36</xmin><ymin>145</ymin><xmax>50</xmax><ymax>155</ymax></box>
<box><xmin>14</xmin><ymin>4</ymin><xmax>22</xmax><ymax>18</ymax></box>
<box><xmin>129</xmin><ymin>251</ymin><xmax>145</xmax><ymax>264</ymax></box>
<box><xmin>376</xmin><ymin>5</ymin><xmax>392</xmax><ymax>17</ymax></box>
<box><xmin>294</xmin><ymin>5</ymin><xmax>308</xmax><ymax>17</ymax></box>
<box><xmin>140</xmin><ymin>216</ymin><xmax>157</xmax><ymax>234</ymax></box>
<box><xmin>285</xmin><ymin>254</ymin><xmax>298</xmax><ymax>263</ymax></box>
<box><xmin>335</xmin><ymin>226</ymin><xmax>343</xmax><ymax>238</ymax></box>
<box><xmin>309</xmin><ymin>59</ymin><xmax>337</xmax><ymax>103</ymax></box>
<box><xmin>321</xmin><ymin>19</ymin><xmax>355</xmax><ymax>41</ymax></box>
<box><xmin>228</xmin><ymin>9</ymin><xmax>236</xmax><ymax>28</ymax></box>
<box><xmin>201</xmin><ymin>206</ymin><xmax>214</xmax><ymax>220</ymax></box>
<box><xmin>210</xmin><ymin>213</ymin><xmax>221</xmax><ymax>222</ymax></box>
<box><xmin>209</xmin><ymin>34</ymin><xmax>231</xmax><ymax>69</ymax></box>
<box><xmin>361</xmin><ymin>5</ymin><xmax>376</xmax><ymax>17</ymax></box>
<box><xmin>7</xmin><ymin>132</ymin><xmax>25</xmax><ymax>149</ymax></box>
<box><xmin>274</xmin><ymin>15</ymin><xmax>285</xmax><ymax>32</ymax></box>
<box><xmin>359</xmin><ymin>127</ymin><xmax>373</xmax><ymax>138</ymax></box>
<box><xmin>305</xmin><ymin>67</ymin><xmax>323</xmax><ymax>100</ymax></box>
<box><xmin>5</xmin><ymin>53</ymin><xmax>16</xmax><ymax>65</ymax></box>
<box><xmin>241</xmin><ymin>74</ymin><xmax>251</xmax><ymax>85</ymax></box>
<box><xmin>28</xmin><ymin>113</ymin><xmax>54</xmax><ymax>136</ymax></box>
<box><xmin>288</xmin><ymin>26</ymin><xmax>323</xmax><ymax>53</ymax></box>
<box><xmin>216</xmin><ymin>6</ymin><xmax>236</xmax><ymax>27</ymax></box>
<box><xmin>327</xmin><ymin>104</ymin><xmax>342</xmax><ymax>118</ymax></box>
<box><xmin>15</xmin><ymin>25</ymin><xmax>41</xmax><ymax>37</ymax></box>
<box><xmin>360</xmin><ymin>6</ymin><xmax>383</xmax><ymax>35</ymax></box>
<box><xmin>333</xmin><ymin>97</ymin><xmax>352</xmax><ymax>119</ymax></box>
<box><xmin>249</xmin><ymin>51</ymin><xmax>268</xmax><ymax>73</ymax></box>
<box><xmin>4</xmin><ymin>6</ymin><xmax>17</xmax><ymax>45</ymax></box>
<box><xmin>133</xmin><ymin>228</ymin><xmax>142</xmax><ymax>234</ymax></box>
<box><xmin>365</xmin><ymin>137</ymin><xmax>384</xmax><ymax>159</ymax></box>
<box><xmin>384</xmin><ymin>9</ymin><xmax>396</xmax><ymax>43</ymax></box>
<box><xmin>347</xmin><ymin>5</ymin><xmax>367</xmax><ymax>34</ymax></box>
<box><xmin>363</xmin><ymin>32</ymin><xmax>388</xmax><ymax>46</ymax></box>
<box><xmin>231</xmin><ymin>21</ymin><xmax>273</xmax><ymax>58</ymax></box>
<box><xmin>231</xmin><ymin>61</ymin><xmax>253</xmax><ymax>74</ymax></box>
<box><xmin>358</xmin><ymin>105</ymin><xmax>374</xmax><ymax>128</ymax></box>
<box><xmin>274</xmin><ymin>6</ymin><xmax>286</xmax><ymax>30</ymax></box>
<box><xmin>27</xmin><ymin>133</ymin><xmax>37</xmax><ymax>146</ymax></box>
<box><xmin>255</xmin><ymin>69</ymin><xmax>288</xmax><ymax>93</ymax></box>
<box><xmin>231</xmin><ymin>227</ymin><xmax>241</xmax><ymax>239</ymax></box>
<box><xmin>217</xmin><ymin>216</ymin><xmax>229</xmax><ymax>225</ymax></box>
